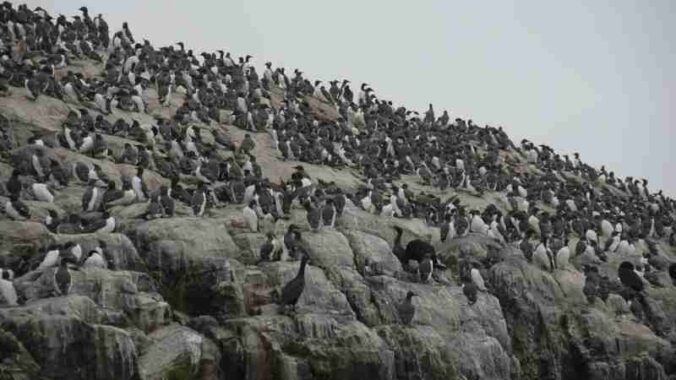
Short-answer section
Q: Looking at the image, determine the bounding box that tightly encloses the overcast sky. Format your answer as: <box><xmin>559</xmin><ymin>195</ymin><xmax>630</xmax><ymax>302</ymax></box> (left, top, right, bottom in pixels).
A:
<box><xmin>19</xmin><ymin>0</ymin><xmax>676</xmax><ymax>196</ymax></box>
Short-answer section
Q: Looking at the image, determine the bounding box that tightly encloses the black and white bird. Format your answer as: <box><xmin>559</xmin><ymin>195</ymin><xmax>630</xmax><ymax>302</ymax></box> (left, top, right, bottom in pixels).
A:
<box><xmin>191</xmin><ymin>183</ymin><xmax>207</xmax><ymax>217</ymax></box>
<box><xmin>107</xmin><ymin>180</ymin><xmax>136</xmax><ymax>207</ymax></box>
<box><xmin>144</xmin><ymin>194</ymin><xmax>164</xmax><ymax>220</ymax></box>
<box><xmin>440</xmin><ymin>214</ymin><xmax>456</xmax><ymax>242</ymax></box>
<box><xmin>283</xmin><ymin>224</ymin><xmax>301</xmax><ymax>257</ymax></box>
<box><xmin>243</xmin><ymin>200</ymin><xmax>258</xmax><ymax>232</ymax></box>
<box><xmin>304</xmin><ymin>201</ymin><xmax>322</xmax><ymax>232</ymax></box>
<box><xmin>62</xmin><ymin>241</ymin><xmax>83</xmax><ymax>263</ymax></box>
<box><xmin>0</xmin><ymin>268</ymin><xmax>17</xmax><ymax>306</ymax></box>
<box><xmin>583</xmin><ymin>266</ymin><xmax>600</xmax><ymax>304</ymax></box>
<box><xmin>131</xmin><ymin>166</ymin><xmax>148</xmax><ymax>202</ymax></box>
<box><xmin>333</xmin><ymin>191</ymin><xmax>346</xmax><ymax>216</ymax></box>
<box><xmin>88</xmin><ymin>212</ymin><xmax>116</xmax><ymax>234</ymax></box>
<box><xmin>45</xmin><ymin>209</ymin><xmax>61</xmax><ymax>232</ymax></box>
<box><xmin>321</xmin><ymin>198</ymin><xmax>336</xmax><ymax>228</ymax></box>
<box><xmin>82</xmin><ymin>249</ymin><xmax>107</xmax><ymax>269</ymax></box>
<box><xmin>259</xmin><ymin>232</ymin><xmax>283</xmax><ymax>262</ymax></box>
<box><xmin>53</xmin><ymin>258</ymin><xmax>73</xmax><ymax>296</ymax></box>
<box><xmin>555</xmin><ymin>239</ymin><xmax>571</xmax><ymax>269</ymax></box>
<box><xmin>603</xmin><ymin>232</ymin><xmax>620</xmax><ymax>253</ymax></box>
<box><xmin>392</xmin><ymin>226</ymin><xmax>407</xmax><ymax>264</ymax></box>
<box><xmin>534</xmin><ymin>238</ymin><xmax>554</xmax><ymax>272</ymax></box>
<box><xmin>82</xmin><ymin>179</ymin><xmax>101</xmax><ymax>212</ymax></box>
<box><xmin>159</xmin><ymin>186</ymin><xmax>175</xmax><ymax>217</ymax></box>
<box><xmin>37</xmin><ymin>245</ymin><xmax>62</xmax><ymax>270</ymax></box>
<box><xmin>419</xmin><ymin>254</ymin><xmax>433</xmax><ymax>283</ymax></box>
<box><xmin>470</xmin><ymin>262</ymin><xmax>487</xmax><ymax>291</ymax></box>
<box><xmin>30</xmin><ymin>182</ymin><xmax>54</xmax><ymax>203</ymax></box>
<box><xmin>397</xmin><ymin>291</ymin><xmax>417</xmax><ymax>325</ymax></box>
<box><xmin>4</xmin><ymin>195</ymin><xmax>30</xmax><ymax>220</ymax></box>
<box><xmin>462</xmin><ymin>280</ymin><xmax>478</xmax><ymax>305</ymax></box>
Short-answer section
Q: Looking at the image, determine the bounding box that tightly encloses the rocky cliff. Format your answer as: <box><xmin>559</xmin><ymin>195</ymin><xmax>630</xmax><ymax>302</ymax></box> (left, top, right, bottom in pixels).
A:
<box><xmin>1</xmin><ymin>6</ymin><xmax>676</xmax><ymax>380</ymax></box>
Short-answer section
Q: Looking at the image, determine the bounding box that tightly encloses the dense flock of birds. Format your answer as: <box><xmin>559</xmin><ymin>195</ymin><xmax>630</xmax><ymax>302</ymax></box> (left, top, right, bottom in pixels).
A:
<box><xmin>1</xmin><ymin>3</ymin><xmax>675</xmax><ymax>328</ymax></box>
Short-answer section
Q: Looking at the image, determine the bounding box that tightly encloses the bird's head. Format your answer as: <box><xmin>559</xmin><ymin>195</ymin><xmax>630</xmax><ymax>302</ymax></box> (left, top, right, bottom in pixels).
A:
<box><xmin>619</xmin><ymin>261</ymin><xmax>634</xmax><ymax>271</ymax></box>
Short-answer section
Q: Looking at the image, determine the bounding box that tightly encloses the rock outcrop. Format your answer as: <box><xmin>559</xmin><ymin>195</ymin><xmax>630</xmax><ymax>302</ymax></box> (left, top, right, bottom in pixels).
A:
<box><xmin>0</xmin><ymin>6</ymin><xmax>675</xmax><ymax>380</ymax></box>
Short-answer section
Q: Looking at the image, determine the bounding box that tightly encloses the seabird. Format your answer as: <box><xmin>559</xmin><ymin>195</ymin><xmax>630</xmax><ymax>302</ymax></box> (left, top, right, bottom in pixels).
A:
<box><xmin>45</xmin><ymin>209</ymin><xmax>61</xmax><ymax>232</ymax></box>
<box><xmin>419</xmin><ymin>254</ymin><xmax>433</xmax><ymax>283</ymax></box>
<box><xmin>555</xmin><ymin>239</ymin><xmax>571</xmax><ymax>269</ymax></box>
<box><xmin>280</xmin><ymin>251</ymin><xmax>310</xmax><ymax>312</ymax></box>
<box><xmin>4</xmin><ymin>195</ymin><xmax>30</xmax><ymax>220</ymax></box>
<box><xmin>392</xmin><ymin>226</ymin><xmax>407</xmax><ymax>264</ymax></box>
<box><xmin>283</xmin><ymin>224</ymin><xmax>301</xmax><ymax>257</ymax></box>
<box><xmin>519</xmin><ymin>231</ymin><xmax>534</xmax><ymax>262</ymax></box>
<box><xmin>618</xmin><ymin>261</ymin><xmax>644</xmax><ymax>293</ymax></box>
<box><xmin>91</xmin><ymin>212</ymin><xmax>116</xmax><ymax>234</ymax></box>
<box><xmin>397</xmin><ymin>291</ymin><xmax>417</xmax><ymax>325</ymax></box>
<box><xmin>53</xmin><ymin>258</ymin><xmax>73</xmax><ymax>296</ymax></box>
<box><xmin>107</xmin><ymin>179</ymin><xmax>136</xmax><ymax>207</ymax></box>
<box><xmin>144</xmin><ymin>194</ymin><xmax>163</xmax><ymax>220</ymax></box>
<box><xmin>304</xmin><ymin>200</ymin><xmax>322</xmax><ymax>232</ymax></box>
<box><xmin>37</xmin><ymin>245</ymin><xmax>62</xmax><ymax>270</ymax></box>
<box><xmin>243</xmin><ymin>200</ymin><xmax>258</xmax><ymax>232</ymax></box>
<box><xmin>191</xmin><ymin>183</ymin><xmax>208</xmax><ymax>217</ymax></box>
<box><xmin>333</xmin><ymin>190</ymin><xmax>346</xmax><ymax>216</ymax></box>
<box><xmin>31</xmin><ymin>182</ymin><xmax>54</xmax><ymax>203</ymax></box>
<box><xmin>470</xmin><ymin>262</ymin><xmax>487</xmax><ymax>291</ymax></box>
<box><xmin>533</xmin><ymin>238</ymin><xmax>554</xmax><ymax>272</ymax></box>
<box><xmin>6</xmin><ymin>170</ymin><xmax>21</xmax><ymax>196</ymax></box>
<box><xmin>462</xmin><ymin>280</ymin><xmax>478</xmax><ymax>305</ymax></box>
<box><xmin>0</xmin><ymin>269</ymin><xmax>17</xmax><ymax>306</ymax></box>
<box><xmin>82</xmin><ymin>250</ymin><xmax>107</xmax><ymax>269</ymax></box>
<box><xmin>159</xmin><ymin>186</ymin><xmax>175</xmax><ymax>217</ymax></box>
<box><xmin>583</xmin><ymin>266</ymin><xmax>600</xmax><ymax>304</ymax></box>
<box><xmin>82</xmin><ymin>179</ymin><xmax>100</xmax><ymax>212</ymax></box>
<box><xmin>321</xmin><ymin>198</ymin><xmax>336</xmax><ymax>228</ymax></box>
<box><xmin>131</xmin><ymin>166</ymin><xmax>148</xmax><ymax>201</ymax></box>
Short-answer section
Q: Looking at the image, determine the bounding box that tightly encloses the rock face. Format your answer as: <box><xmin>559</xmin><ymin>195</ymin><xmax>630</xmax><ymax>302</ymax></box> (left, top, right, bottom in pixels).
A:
<box><xmin>1</xmin><ymin>16</ymin><xmax>676</xmax><ymax>380</ymax></box>
<box><xmin>2</xmin><ymin>93</ymin><xmax>676</xmax><ymax>380</ymax></box>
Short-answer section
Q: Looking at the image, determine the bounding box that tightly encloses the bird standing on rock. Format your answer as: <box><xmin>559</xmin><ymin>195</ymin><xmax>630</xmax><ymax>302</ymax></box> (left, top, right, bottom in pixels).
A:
<box><xmin>4</xmin><ymin>195</ymin><xmax>30</xmax><ymax>220</ymax></box>
<box><xmin>280</xmin><ymin>252</ymin><xmax>310</xmax><ymax>312</ymax></box>
<box><xmin>54</xmin><ymin>258</ymin><xmax>73</xmax><ymax>296</ymax></box>
<box><xmin>321</xmin><ymin>198</ymin><xmax>337</xmax><ymax>228</ymax></box>
<box><xmin>583</xmin><ymin>266</ymin><xmax>600</xmax><ymax>304</ymax></box>
<box><xmin>83</xmin><ymin>249</ymin><xmax>107</xmax><ymax>269</ymax></box>
<box><xmin>392</xmin><ymin>226</ymin><xmax>407</xmax><ymax>264</ymax></box>
<box><xmin>0</xmin><ymin>269</ymin><xmax>17</xmax><ymax>306</ymax></box>
<box><xmin>240</xmin><ymin>134</ymin><xmax>255</xmax><ymax>154</ymax></box>
<box><xmin>243</xmin><ymin>200</ymin><xmax>258</xmax><ymax>232</ymax></box>
<box><xmin>419</xmin><ymin>254</ymin><xmax>433</xmax><ymax>283</ymax></box>
<box><xmin>305</xmin><ymin>200</ymin><xmax>322</xmax><ymax>232</ymax></box>
<box><xmin>191</xmin><ymin>183</ymin><xmax>208</xmax><ymax>217</ymax></box>
<box><xmin>618</xmin><ymin>261</ymin><xmax>644</xmax><ymax>293</ymax></box>
<box><xmin>470</xmin><ymin>262</ymin><xmax>487</xmax><ymax>291</ymax></box>
<box><xmin>397</xmin><ymin>291</ymin><xmax>416</xmax><ymax>325</ymax></box>
<box><xmin>259</xmin><ymin>232</ymin><xmax>283</xmax><ymax>262</ymax></box>
<box><xmin>462</xmin><ymin>280</ymin><xmax>478</xmax><ymax>305</ymax></box>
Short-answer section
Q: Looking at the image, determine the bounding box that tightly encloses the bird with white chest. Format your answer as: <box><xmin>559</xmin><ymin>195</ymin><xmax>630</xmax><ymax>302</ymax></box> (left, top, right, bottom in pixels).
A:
<box><xmin>83</xmin><ymin>249</ymin><xmax>107</xmax><ymax>269</ymax></box>
<box><xmin>470</xmin><ymin>262</ymin><xmax>487</xmax><ymax>291</ymax></box>
<box><xmin>31</xmin><ymin>182</ymin><xmax>54</xmax><ymax>203</ymax></box>
<box><xmin>0</xmin><ymin>269</ymin><xmax>17</xmax><ymax>306</ymax></box>
<box><xmin>131</xmin><ymin>167</ymin><xmax>148</xmax><ymax>202</ymax></box>
<box><xmin>243</xmin><ymin>200</ymin><xmax>259</xmax><ymax>232</ymax></box>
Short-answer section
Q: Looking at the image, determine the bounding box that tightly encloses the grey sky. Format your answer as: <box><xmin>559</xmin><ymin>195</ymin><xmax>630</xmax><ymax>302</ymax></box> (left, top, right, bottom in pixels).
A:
<box><xmin>20</xmin><ymin>0</ymin><xmax>676</xmax><ymax>195</ymax></box>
